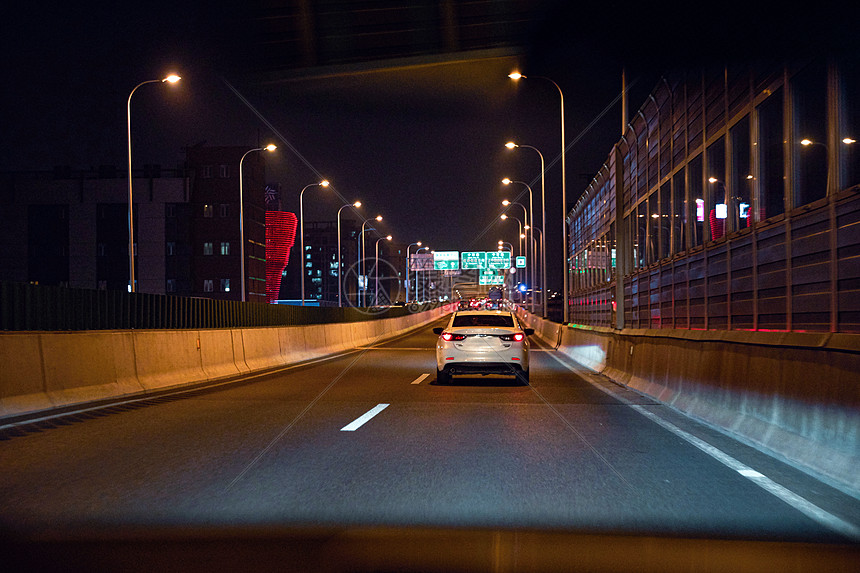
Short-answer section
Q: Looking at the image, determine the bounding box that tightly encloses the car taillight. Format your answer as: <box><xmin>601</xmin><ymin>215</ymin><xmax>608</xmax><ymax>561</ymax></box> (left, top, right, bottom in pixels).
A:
<box><xmin>441</xmin><ymin>332</ymin><xmax>466</xmax><ymax>341</ymax></box>
<box><xmin>500</xmin><ymin>333</ymin><xmax>525</xmax><ymax>342</ymax></box>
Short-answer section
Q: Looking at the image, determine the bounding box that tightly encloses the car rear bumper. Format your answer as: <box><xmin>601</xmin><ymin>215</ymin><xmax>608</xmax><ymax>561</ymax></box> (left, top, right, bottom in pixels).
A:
<box><xmin>440</xmin><ymin>362</ymin><xmax>526</xmax><ymax>377</ymax></box>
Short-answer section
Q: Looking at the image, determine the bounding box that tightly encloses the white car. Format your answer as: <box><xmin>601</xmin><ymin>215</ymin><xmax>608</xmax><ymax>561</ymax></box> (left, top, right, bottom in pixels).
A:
<box><xmin>433</xmin><ymin>310</ymin><xmax>534</xmax><ymax>384</ymax></box>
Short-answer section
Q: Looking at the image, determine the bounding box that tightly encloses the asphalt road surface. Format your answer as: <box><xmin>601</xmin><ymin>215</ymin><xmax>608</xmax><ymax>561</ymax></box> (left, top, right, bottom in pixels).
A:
<box><xmin>2</xmin><ymin>318</ymin><xmax>859</xmax><ymax>570</ymax></box>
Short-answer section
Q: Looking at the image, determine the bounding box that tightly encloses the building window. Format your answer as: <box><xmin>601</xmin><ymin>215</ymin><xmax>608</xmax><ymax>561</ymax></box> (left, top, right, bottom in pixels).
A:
<box><xmin>203</xmin><ymin>279</ymin><xmax>214</xmax><ymax>292</ymax></box>
<box><xmin>203</xmin><ymin>204</ymin><xmax>214</xmax><ymax>218</ymax></box>
<box><xmin>220</xmin><ymin>242</ymin><xmax>230</xmax><ymax>255</ymax></box>
<box><xmin>218</xmin><ymin>164</ymin><xmax>230</xmax><ymax>178</ymax></box>
<box><xmin>98</xmin><ymin>280</ymin><xmax>107</xmax><ymax>291</ymax></box>
<box><xmin>220</xmin><ymin>204</ymin><xmax>229</xmax><ymax>217</ymax></box>
<box><xmin>220</xmin><ymin>278</ymin><xmax>231</xmax><ymax>292</ymax></box>
<box><xmin>167</xmin><ymin>242</ymin><xmax>176</xmax><ymax>256</ymax></box>
<box><xmin>201</xmin><ymin>165</ymin><xmax>213</xmax><ymax>178</ymax></box>
<box><xmin>97</xmin><ymin>243</ymin><xmax>106</xmax><ymax>257</ymax></box>
<box><xmin>166</xmin><ymin>204</ymin><xmax>176</xmax><ymax>218</ymax></box>
<box><xmin>166</xmin><ymin>279</ymin><xmax>176</xmax><ymax>292</ymax></box>
<box><xmin>204</xmin><ymin>242</ymin><xmax>213</xmax><ymax>255</ymax></box>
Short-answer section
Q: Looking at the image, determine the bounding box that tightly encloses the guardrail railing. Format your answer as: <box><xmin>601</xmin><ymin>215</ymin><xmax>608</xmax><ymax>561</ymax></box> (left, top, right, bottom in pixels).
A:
<box><xmin>0</xmin><ymin>282</ymin><xmax>439</xmax><ymax>331</ymax></box>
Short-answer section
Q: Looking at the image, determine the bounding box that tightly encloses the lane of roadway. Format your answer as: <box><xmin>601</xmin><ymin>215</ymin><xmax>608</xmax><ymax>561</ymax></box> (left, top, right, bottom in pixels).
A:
<box><xmin>1</xmin><ymin>317</ymin><xmax>859</xmax><ymax>545</ymax></box>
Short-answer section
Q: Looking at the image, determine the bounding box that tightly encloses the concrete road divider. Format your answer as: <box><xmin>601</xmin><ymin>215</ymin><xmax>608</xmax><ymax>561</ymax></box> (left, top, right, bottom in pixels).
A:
<box><xmin>515</xmin><ymin>307</ymin><xmax>860</xmax><ymax>496</ymax></box>
<box><xmin>0</xmin><ymin>305</ymin><xmax>451</xmax><ymax>423</ymax></box>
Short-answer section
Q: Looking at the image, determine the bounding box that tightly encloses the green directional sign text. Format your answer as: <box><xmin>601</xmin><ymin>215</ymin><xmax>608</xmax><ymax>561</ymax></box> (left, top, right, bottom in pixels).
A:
<box><xmin>460</xmin><ymin>251</ymin><xmax>487</xmax><ymax>270</ymax></box>
<box><xmin>433</xmin><ymin>250</ymin><xmax>459</xmax><ymax>270</ymax></box>
<box><xmin>487</xmin><ymin>251</ymin><xmax>511</xmax><ymax>269</ymax></box>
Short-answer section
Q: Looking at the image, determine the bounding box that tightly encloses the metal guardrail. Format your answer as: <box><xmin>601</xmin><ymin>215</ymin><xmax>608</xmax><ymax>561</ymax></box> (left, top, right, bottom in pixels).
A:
<box><xmin>0</xmin><ymin>282</ymin><xmax>438</xmax><ymax>331</ymax></box>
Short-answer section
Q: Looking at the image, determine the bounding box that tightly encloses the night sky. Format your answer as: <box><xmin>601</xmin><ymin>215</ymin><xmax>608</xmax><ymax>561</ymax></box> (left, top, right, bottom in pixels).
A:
<box><xmin>2</xmin><ymin>1</ymin><xmax>851</xmax><ymax>292</ymax></box>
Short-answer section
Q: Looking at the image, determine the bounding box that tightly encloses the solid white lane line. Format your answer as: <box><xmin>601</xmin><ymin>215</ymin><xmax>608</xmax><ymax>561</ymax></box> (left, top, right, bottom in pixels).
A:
<box><xmin>545</xmin><ymin>349</ymin><xmax>860</xmax><ymax>542</ymax></box>
<box><xmin>340</xmin><ymin>403</ymin><xmax>389</xmax><ymax>431</ymax></box>
<box><xmin>411</xmin><ymin>373</ymin><xmax>431</xmax><ymax>385</ymax></box>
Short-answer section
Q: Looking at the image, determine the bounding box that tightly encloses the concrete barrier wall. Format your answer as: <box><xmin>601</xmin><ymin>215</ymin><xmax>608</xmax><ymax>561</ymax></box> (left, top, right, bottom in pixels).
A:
<box><xmin>0</xmin><ymin>305</ymin><xmax>450</xmax><ymax>423</ymax></box>
<box><xmin>515</xmin><ymin>307</ymin><xmax>860</xmax><ymax>494</ymax></box>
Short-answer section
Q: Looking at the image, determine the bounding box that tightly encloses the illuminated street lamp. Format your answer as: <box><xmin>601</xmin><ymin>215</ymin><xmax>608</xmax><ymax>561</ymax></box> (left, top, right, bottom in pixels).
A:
<box><xmin>503</xmin><ymin>178</ymin><xmax>535</xmax><ymax>313</ymax></box>
<box><xmin>360</xmin><ymin>215</ymin><xmax>383</xmax><ymax>306</ymax></box>
<box><xmin>375</xmin><ymin>235</ymin><xmax>393</xmax><ymax>306</ymax></box>
<box><xmin>239</xmin><ymin>144</ymin><xmax>277</xmax><ymax>301</ymax></box>
<box><xmin>405</xmin><ymin>242</ymin><xmax>422</xmax><ymax>304</ymax></box>
<box><xmin>506</xmin><ymin>141</ymin><xmax>547</xmax><ymax>317</ymax></box>
<box><xmin>415</xmin><ymin>246</ymin><xmax>429</xmax><ymax>302</ymax></box>
<box><xmin>509</xmin><ymin>71</ymin><xmax>567</xmax><ymax>321</ymax></box>
<box><xmin>126</xmin><ymin>74</ymin><xmax>180</xmax><ymax>293</ymax></box>
<box><xmin>500</xmin><ymin>214</ymin><xmax>524</xmax><ymax>256</ymax></box>
<box><xmin>299</xmin><ymin>179</ymin><xmax>330</xmax><ymax>305</ymax></box>
<box><xmin>337</xmin><ymin>201</ymin><xmax>362</xmax><ymax>307</ymax></box>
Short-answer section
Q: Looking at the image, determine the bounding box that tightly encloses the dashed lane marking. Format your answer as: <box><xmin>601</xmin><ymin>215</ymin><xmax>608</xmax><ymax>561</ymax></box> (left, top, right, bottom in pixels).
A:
<box><xmin>340</xmin><ymin>404</ymin><xmax>390</xmax><ymax>432</ymax></box>
<box><xmin>410</xmin><ymin>373</ymin><xmax>431</xmax><ymax>385</ymax></box>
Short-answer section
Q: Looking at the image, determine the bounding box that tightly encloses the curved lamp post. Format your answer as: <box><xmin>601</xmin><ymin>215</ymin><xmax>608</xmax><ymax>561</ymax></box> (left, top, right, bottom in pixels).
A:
<box><xmin>506</xmin><ymin>141</ymin><xmax>547</xmax><ymax>317</ymax></box>
<box><xmin>126</xmin><ymin>74</ymin><xmax>180</xmax><ymax>293</ymax></box>
<box><xmin>239</xmin><ymin>144</ymin><xmax>277</xmax><ymax>301</ymax></box>
<box><xmin>503</xmin><ymin>178</ymin><xmax>535</xmax><ymax>313</ymax></box>
<box><xmin>405</xmin><ymin>242</ymin><xmax>422</xmax><ymax>304</ymax></box>
<box><xmin>359</xmin><ymin>215</ymin><xmax>383</xmax><ymax>306</ymax></box>
<box><xmin>375</xmin><ymin>235</ymin><xmax>393</xmax><ymax>306</ymax></box>
<box><xmin>415</xmin><ymin>246</ymin><xmax>429</xmax><ymax>302</ymax></box>
<box><xmin>299</xmin><ymin>180</ymin><xmax>330</xmax><ymax>305</ymax></box>
<box><xmin>509</xmin><ymin>72</ymin><xmax>566</xmax><ymax>321</ymax></box>
<box><xmin>337</xmin><ymin>201</ymin><xmax>362</xmax><ymax>307</ymax></box>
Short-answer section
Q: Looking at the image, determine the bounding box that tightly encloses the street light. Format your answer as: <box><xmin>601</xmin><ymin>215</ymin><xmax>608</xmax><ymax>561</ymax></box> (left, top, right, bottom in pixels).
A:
<box><xmin>405</xmin><ymin>241</ymin><xmax>422</xmax><ymax>304</ymax></box>
<box><xmin>299</xmin><ymin>179</ymin><xmax>330</xmax><ymax>305</ymax></box>
<box><xmin>509</xmin><ymin>71</ymin><xmax>567</xmax><ymax>322</ymax></box>
<box><xmin>126</xmin><ymin>74</ymin><xmax>180</xmax><ymax>293</ymax></box>
<box><xmin>503</xmin><ymin>178</ymin><xmax>535</xmax><ymax>313</ymax></box>
<box><xmin>415</xmin><ymin>246</ymin><xmax>429</xmax><ymax>302</ymax></box>
<box><xmin>375</xmin><ymin>235</ymin><xmax>393</xmax><ymax>306</ymax></box>
<box><xmin>500</xmin><ymin>214</ymin><xmax>524</xmax><ymax>256</ymax></box>
<box><xmin>359</xmin><ymin>215</ymin><xmax>383</xmax><ymax>306</ymax></box>
<box><xmin>238</xmin><ymin>144</ymin><xmax>277</xmax><ymax>302</ymax></box>
<box><xmin>506</xmin><ymin>141</ymin><xmax>547</xmax><ymax>317</ymax></box>
<box><xmin>337</xmin><ymin>201</ymin><xmax>362</xmax><ymax>307</ymax></box>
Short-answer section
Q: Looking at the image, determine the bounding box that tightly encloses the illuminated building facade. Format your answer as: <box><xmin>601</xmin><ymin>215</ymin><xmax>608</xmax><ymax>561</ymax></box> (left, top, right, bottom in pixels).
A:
<box><xmin>0</xmin><ymin>146</ymin><xmax>290</xmax><ymax>302</ymax></box>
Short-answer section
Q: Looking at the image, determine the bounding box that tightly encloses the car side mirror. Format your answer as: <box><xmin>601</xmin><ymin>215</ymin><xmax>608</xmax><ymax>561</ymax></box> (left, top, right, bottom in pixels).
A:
<box><xmin>524</xmin><ymin>328</ymin><xmax>535</xmax><ymax>336</ymax></box>
<box><xmin>433</xmin><ymin>327</ymin><xmax>444</xmax><ymax>335</ymax></box>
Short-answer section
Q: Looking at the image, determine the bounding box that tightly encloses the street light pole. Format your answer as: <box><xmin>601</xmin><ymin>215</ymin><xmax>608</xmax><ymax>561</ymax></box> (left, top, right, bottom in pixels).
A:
<box><xmin>299</xmin><ymin>180</ymin><xmax>330</xmax><ymax>306</ymax></box>
<box><xmin>503</xmin><ymin>178</ymin><xmax>535</xmax><ymax>314</ymax></box>
<box><xmin>509</xmin><ymin>72</ymin><xmax>566</xmax><ymax>322</ymax></box>
<box><xmin>238</xmin><ymin>144</ymin><xmax>277</xmax><ymax>302</ymax></box>
<box><xmin>375</xmin><ymin>235</ymin><xmax>392</xmax><ymax>306</ymax></box>
<box><xmin>405</xmin><ymin>242</ymin><xmax>422</xmax><ymax>304</ymax></box>
<box><xmin>337</xmin><ymin>201</ymin><xmax>361</xmax><ymax>307</ymax></box>
<box><xmin>359</xmin><ymin>215</ymin><xmax>383</xmax><ymax>307</ymax></box>
<box><xmin>126</xmin><ymin>74</ymin><xmax>180</xmax><ymax>293</ymax></box>
<box><xmin>415</xmin><ymin>246</ymin><xmax>429</xmax><ymax>302</ymax></box>
<box><xmin>506</xmin><ymin>141</ymin><xmax>547</xmax><ymax>317</ymax></box>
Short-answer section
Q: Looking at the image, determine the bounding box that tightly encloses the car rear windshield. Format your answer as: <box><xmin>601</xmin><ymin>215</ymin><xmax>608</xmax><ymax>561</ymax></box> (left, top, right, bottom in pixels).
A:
<box><xmin>452</xmin><ymin>314</ymin><xmax>515</xmax><ymax>328</ymax></box>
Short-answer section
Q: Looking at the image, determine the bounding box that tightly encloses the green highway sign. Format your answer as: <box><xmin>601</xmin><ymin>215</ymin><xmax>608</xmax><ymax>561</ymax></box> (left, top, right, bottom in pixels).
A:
<box><xmin>516</xmin><ymin>256</ymin><xmax>527</xmax><ymax>268</ymax></box>
<box><xmin>461</xmin><ymin>251</ymin><xmax>488</xmax><ymax>270</ymax></box>
<box><xmin>433</xmin><ymin>250</ymin><xmax>459</xmax><ymax>270</ymax></box>
<box><xmin>487</xmin><ymin>251</ymin><xmax>511</xmax><ymax>269</ymax></box>
<box><xmin>479</xmin><ymin>274</ymin><xmax>505</xmax><ymax>285</ymax></box>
